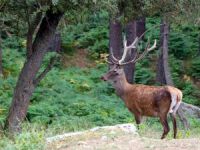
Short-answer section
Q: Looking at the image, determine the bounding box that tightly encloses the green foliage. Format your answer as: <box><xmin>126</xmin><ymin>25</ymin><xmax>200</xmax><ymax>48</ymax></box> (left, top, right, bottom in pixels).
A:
<box><xmin>189</xmin><ymin>57</ymin><xmax>200</xmax><ymax>79</ymax></box>
<box><xmin>61</xmin><ymin>15</ymin><xmax>109</xmax><ymax>56</ymax></box>
<box><xmin>135</xmin><ymin>62</ymin><xmax>155</xmax><ymax>85</ymax></box>
<box><xmin>77</xmin><ymin>26</ymin><xmax>109</xmax><ymax>53</ymax></box>
<box><xmin>181</xmin><ymin>81</ymin><xmax>200</xmax><ymax>106</ymax></box>
<box><xmin>0</xmin><ymin>124</ymin><xmax>46</xmax><ymax>150</ymax></box>
<box><xmin>1</xmin><ymin>10</ymin><xmax>200</xmax><ymax>148</ymax></box>
<box><xmin>27</xmin><ymin>65</ymin><xmax>132</xmax><ymax>127</ymax></box>
<box><xmin>169</xmin><ymin>55</ymin><xmax>184</xmax><ymax>86</ymax></box>
<box><xmin>169</xmin><ymin>25</ymin><xmax>199</xmax><ymax>59</ymax></box>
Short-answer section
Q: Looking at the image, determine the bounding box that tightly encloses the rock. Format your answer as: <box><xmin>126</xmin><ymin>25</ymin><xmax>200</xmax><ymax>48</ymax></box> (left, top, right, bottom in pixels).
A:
<box><xmin>181</xmin><ymin>102</ymin><xmax>200</xmax><ymax>118</ymax></box>
<box><xmin>101</xmin><ymin>136</ymin><xmax>108</xmax><ymax>141</ymax></box>
<box><xmin>116</xmin><ymin>123</ymin><xmax>138</xmax><ymax>134</ymax></box>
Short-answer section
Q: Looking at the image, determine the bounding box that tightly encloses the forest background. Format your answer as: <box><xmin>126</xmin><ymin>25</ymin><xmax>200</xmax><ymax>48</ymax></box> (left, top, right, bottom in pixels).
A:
<box><xmin>0</xmin><ymin>0</ymin><xmax>200</xmax><ymax>149</ymax></box>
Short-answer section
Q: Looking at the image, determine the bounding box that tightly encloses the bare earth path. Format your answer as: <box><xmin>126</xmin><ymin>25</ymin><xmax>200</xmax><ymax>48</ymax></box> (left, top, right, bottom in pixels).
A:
<box><xmin>46</xmin><ymin>124</ymin><xmax>200</xmax><ymax>150</ymax></box>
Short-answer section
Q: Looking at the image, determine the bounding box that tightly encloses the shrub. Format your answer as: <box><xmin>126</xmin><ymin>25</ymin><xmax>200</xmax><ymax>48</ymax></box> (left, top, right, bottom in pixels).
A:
<box><xmin>189</xmin><ymin>57</ymin><xmax>200</xmax><ymax>79</ymax></box>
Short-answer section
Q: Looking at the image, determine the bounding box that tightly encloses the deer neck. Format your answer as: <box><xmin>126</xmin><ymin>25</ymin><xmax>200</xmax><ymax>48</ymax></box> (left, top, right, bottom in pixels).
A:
<box><xmin>112</xmin><ymin>73</ymin><xmax>130</xmax><ymax>99</ymax></box>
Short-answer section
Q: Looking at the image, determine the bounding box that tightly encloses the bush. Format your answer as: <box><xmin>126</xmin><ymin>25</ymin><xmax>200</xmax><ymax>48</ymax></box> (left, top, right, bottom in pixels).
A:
<box><xmin>135</xmin><ymin>63</ymin><xmax>155</xmax><ymax>85</ymax></box>
<box><xmin>189</xmin><ymin>57</ymin><xmax>200</xmax><ymax>79</ymax></box>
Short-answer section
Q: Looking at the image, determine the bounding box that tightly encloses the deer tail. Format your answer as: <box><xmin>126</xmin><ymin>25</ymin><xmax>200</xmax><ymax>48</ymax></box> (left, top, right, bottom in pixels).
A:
<box><xmin>168</xmin><ymin>89</ymin><xmax>182</xmax><ymax>115</ymax></box>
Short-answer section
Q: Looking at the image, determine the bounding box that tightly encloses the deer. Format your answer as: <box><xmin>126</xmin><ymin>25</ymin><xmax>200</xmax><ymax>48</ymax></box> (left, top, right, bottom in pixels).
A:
<box><xmin>101</xmin><ymin>35</ymin><xmax>182</xmax><ymax>139</ymax></box>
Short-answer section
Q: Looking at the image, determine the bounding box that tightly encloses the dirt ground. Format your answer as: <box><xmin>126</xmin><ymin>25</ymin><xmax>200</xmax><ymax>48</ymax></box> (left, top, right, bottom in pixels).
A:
<box><xmin>46</xmin><ymin>124</ymin><xmax>200</xmax><ymax>150</ymax></box>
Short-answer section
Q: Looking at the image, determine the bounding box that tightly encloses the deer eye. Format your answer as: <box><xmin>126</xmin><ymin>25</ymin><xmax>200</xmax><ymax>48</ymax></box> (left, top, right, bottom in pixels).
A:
<box><xmin>113</xmin><ymin>70</ymin><xmax>119</xmax><ymax>75</ymax></box>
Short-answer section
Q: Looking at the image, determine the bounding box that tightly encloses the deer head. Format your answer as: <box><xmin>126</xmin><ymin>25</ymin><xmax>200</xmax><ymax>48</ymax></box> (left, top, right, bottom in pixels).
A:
<box><xmin>101</xmin><ymin>36</ymin><xmax>157</xmax><ymax>83</ymax></box>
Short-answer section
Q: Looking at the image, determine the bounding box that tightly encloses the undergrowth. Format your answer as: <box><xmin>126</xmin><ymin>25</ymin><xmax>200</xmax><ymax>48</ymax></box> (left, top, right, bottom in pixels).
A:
<box><xmin>0</xmin><ymin>15</ymin><xmax>200</xmax><ymax>149</ymax></box>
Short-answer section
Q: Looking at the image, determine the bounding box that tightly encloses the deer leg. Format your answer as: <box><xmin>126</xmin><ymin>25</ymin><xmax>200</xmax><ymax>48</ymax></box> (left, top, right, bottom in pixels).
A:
<box><xmin>159</xmin><ymin>115</ymin><xmax>170</xmax><ymax>139</ymax></box>
<box><xmin>134</xmin><ymin>114</ymin><xmax>142</xmax><ymax>130</ymax></box>
<box><xmin>171</xmin><ymin>113</ymin><xmax>177</xmax><ymax>139</ymax></box>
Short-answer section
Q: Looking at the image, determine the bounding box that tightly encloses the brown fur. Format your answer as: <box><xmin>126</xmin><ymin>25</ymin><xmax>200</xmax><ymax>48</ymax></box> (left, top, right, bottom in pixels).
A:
<box><xmin>101</xmin><ymin>65</ymin><xmax>182</xmax><ymax>139</ymax></box>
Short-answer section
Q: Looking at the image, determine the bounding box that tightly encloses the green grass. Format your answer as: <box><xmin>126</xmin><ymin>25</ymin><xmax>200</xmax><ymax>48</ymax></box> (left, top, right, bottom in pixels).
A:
<box><xmin>0</xmin><ymin>116</ymin><xmax>199</xmax><ymax>150</ymax></box>
<box><xmin>0</xmin><ymin>17</ymin><xmax>200</xmax><ymax>149</ymax></box>
<box><xmin>0</xmin><ymin>48</ymin><xmax>200</xmax><ymax>150</ymax></box>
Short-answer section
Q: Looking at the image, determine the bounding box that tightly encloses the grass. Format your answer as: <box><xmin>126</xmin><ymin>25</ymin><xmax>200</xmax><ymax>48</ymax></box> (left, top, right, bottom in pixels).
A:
<box><xmin>0</xmin><ymin>116</ymin><xmax>199</xmax><ymax>150</ymax></box>
<box><xmin>0</xmin><ymin>47</ymin><xmax>199</xmax><ymax>149</ymax></box>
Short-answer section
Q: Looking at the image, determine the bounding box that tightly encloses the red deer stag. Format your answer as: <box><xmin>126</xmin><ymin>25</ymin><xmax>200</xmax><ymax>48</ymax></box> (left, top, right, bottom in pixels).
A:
<box><xmin>101</xmin><ymin>36</ymin><xmax>182</xmax><ymax>139</ymax></box>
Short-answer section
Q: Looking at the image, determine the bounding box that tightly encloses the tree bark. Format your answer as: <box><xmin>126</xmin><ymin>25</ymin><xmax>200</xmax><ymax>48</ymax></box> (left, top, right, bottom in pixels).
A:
<box><xmin>109</xmin><ymin>19</ymin><xmax>123</xmax><ymax>64</ymax></box>
<box><xmin>26</xmin><ymin>12</ymin><xmax>43</xmax><ymax>58</ymax></box>
<box><xmin>4</xmin><ymin>9</ymin><xmax>63</xmax><ymax>133</ymax></box>
<box><xmin>48</xmin><ymin>32</ymin><xmax>61</xmax><ymax>52</ymax></box>
<box><xmin>124</xmin><ymin>18</ymin><xmax>146</xmax><ymax>83</ymax></box>
<box><xmin>124</xmin><ymin>20</ymin><xmax>137</xmax><ymax>84</ymax></box>
<box><xmin>156</xmin><ymin>19</ymin><xmax>189</xmax><ymax>129</ymax></box>
<box><xmin>198</xmin><ymin>34</ymin><xmax>200</xmax><ymax>56</ymax></box>
<box><xmin>0</xmin><ymin>35</ymin><xmax>3</xmax><ymax>75</ymax></box>
<box><xmin>136</xmin><ymin>17</ymin><xmax>145</xmax><ymax>39</ymax></box>
<box><xmin>156</xmin><ymin>20</ymin><xmax>173</xmax><ymax>86</ymax></box>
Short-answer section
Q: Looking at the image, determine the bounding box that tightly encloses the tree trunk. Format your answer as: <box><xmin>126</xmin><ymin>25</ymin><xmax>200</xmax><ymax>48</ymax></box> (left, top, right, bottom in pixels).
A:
<box><xmin>0</xmin><ymin>35</ymin><xmax>3</xmax><ymax>75</ymax></box>
<box><xmin>156</xmin><ymin>19</ymin><xmax>189</xmax><ymax>129</ymax></box>
<box><xmin>48</xmin><ymin>33</ymin><xmax>61</xmax><ymax>52</ymax></box>
<box><xmin>136</xmin><ymin>17</ymin><xmax>145</xmax><ymax>39</ymax></box>
<box><xmin>156</xmin><ymin>20</ymin><xmax>173</xmax><ymax>85</ymax></box>
<box><xmin>198</xmin><ymin>34</ymin><xmax>200</xmax><ymax>56</ymax></box>
<box><xmin>109</xmin><ymin>19</ymin><xmax>123</xmax><ymax>64</ymax></box>
<box><xmin>124</xmin><ymin>20</ymin><xmax>137</xmax><ymax>83</ymax></box>
<box><xmin>4</xmin><ymin>9</ymin><xmax>63</xmax><ymax>133</ymax></box>
<box><xmin>26</xmin><ymin>12</ymin><xmax>42</xmax><ymax>58</ymax></box>
<box><xmin>124</xmin><ymin>18</ymin><xmax>145</xmax><ymax>83</ymax></box>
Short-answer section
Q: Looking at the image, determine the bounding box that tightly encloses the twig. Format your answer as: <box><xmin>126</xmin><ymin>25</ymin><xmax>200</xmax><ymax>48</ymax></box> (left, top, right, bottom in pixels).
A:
<box><xmin>33</xmin><ymin>56</ymin><xmax>58</xmax><ymax>86</ymax></box>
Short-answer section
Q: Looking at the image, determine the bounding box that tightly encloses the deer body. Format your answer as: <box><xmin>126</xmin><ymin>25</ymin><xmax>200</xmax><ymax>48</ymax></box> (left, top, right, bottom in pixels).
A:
<box><xmin>123</xmin><ymin>84</ymin><xmax>171</xmax><ymax>118</ymax></box>
<box><xmin>101</xmin><ymin>34</ymin><xmax>182</xmax><ymax>139</ymax></box>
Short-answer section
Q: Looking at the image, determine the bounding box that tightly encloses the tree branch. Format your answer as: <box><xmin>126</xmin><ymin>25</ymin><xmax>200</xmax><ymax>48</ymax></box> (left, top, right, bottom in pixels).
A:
<box><xmin>27</xmin><ymin>11</ymin><xmax>43</xmax><ymax>58</ymax></box>
<box><xmin>33</xmin><ymin>56</ymin><xmax>58</xmax><ymax>86</ymax></box>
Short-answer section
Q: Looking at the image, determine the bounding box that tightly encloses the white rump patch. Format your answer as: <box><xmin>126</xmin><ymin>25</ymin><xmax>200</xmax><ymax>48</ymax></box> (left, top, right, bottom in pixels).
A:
<box><xmin>169</xmin><ymin>93</ymin><xmax>177</xmax><ymax>113</ymax></box>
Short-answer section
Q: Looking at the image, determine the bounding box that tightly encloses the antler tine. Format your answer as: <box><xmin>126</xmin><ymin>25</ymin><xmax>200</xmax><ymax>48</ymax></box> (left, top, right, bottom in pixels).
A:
<box><xmin>147</xmin><ymin>39</ymin><xmax>157</xmax><ymax>51</ymax></box>
<box><xmin>133</xmin><ymin>38</ymin><xmax>157</xmax><ymax>63</ymax></box>
<box><xmin>126</xmin><ymin>37</ymin><xmax>139</xmax><ymax>49</ymax></box>
<box><xmin>123</xmin><ymin>35</ymin><xmax>127</xmax><ymax>48</ymax></box>
<box><xmin>110</xmin><ymin>47</ymin><xmax>119</xmax><ymax>63</ymax></box>
<box><xmin>119</xmin><ymin>51</ymin><xmax>139</xmax><ymax>66</ymax></box>
<box><xmin>117</xmin><ymin>24</ymin><xmax>160</xmax><ymax>65</ymax></box>
<box><xmin>119</xmin><ymin>36</ymin><xmax>138</xmax><ymax>64</ymax></box>
<box><xmin>106</xmin><ymin>59</ymin><xmax>114</xmax><ymax>64</ymax></box>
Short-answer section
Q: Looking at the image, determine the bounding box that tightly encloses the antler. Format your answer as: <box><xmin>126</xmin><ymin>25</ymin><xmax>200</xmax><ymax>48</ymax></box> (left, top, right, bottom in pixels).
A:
<box><xmin>110</xmin><ymin>47</ymin><xmax>119</xmax><ymax>63</ymax></box>
<box><xmin>132</xmin><ymin>39</ymin><xmax>157</xmax><ymax>63</ymax></box>
<box><xmin>107</xmin><ymin>24</ymin><xmax>161</xmax><ymax>65</ymax></box>
<box><xmin>118</xmin><ymin>38</ymin><xmax>157</xmax><ymax>65</ymax></box>
<box><xmin>118</xmin><ymin>36</ymin><xmax>138</xmax><ymax>64</ymax></box>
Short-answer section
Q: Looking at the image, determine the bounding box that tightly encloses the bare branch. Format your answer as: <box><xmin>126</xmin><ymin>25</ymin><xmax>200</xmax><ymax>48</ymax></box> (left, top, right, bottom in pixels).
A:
<box><xmin>33</xmin><ymin>56</ymin><xmax>58</xmax><ymax>86</ymax></box>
